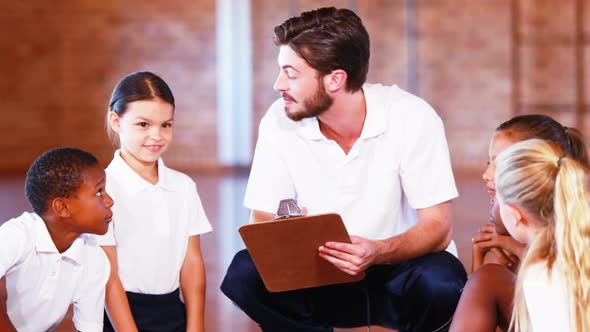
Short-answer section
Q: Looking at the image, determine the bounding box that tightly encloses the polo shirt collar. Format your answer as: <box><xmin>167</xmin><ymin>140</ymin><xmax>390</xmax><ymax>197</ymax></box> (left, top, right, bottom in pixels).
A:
<box><xmin>359</xmin><ymin>85</ymin><xmax>387</xmax><ymax>139</ymax></box>
<box><xmin>108</xmin><ymin>150</ymin><xmax>178</xmax><ymax>193</ymax></box>
<box><xmin>295</xmin><ymin>117</ymin><xmax>324</xmax><ymax>140</ymax></box>
<box><xmin>32</xmin><ymin>213</ymin><xmax>83</xmax><ymax>264</ymax></box>
<box><xmin>295</xmin><ymin>84</ymin><xmax>387</xmax><ymax>141</ymax></box>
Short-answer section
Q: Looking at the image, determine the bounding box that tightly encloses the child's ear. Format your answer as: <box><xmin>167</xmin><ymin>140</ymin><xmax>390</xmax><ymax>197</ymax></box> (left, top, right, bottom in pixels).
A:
<box><xmin>51</xmin><ymin>198</ymin><xmax>71</xmax><ymax>218</ymax></box>
<box><xmin>108</xmin><ymin>111</ymin><xmax>122</xmax><ymax>133</ymax></box>
<box><xmin>323</xmin><ymin>69</ymin><xmax>347</xmax><ymax>93</ymax></box>
<box><xmin>505</xmin><ymin>203</ymin><xmax>526</xmax><ymax>227</ymax></box>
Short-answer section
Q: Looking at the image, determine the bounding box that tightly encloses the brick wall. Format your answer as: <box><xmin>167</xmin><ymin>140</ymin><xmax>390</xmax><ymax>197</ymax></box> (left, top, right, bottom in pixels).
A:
<box><xmin>1</xmin><ymin>0</ymin><xmax>588</xmax><ymax>172</ymax></box>
<box><xmin>0</xmin><ymin>0</ymin><xmax>217</xmax><ymax>172</ymax></box>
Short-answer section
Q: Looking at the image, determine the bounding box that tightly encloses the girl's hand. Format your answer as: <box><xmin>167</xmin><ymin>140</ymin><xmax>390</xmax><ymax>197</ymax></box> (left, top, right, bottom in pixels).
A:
<box><xmin>483</xmin><ymin>247</ymin><xmax>519</xmax><ymax>268</ymax></box>
<box><xmin>471</xmin><ymin>241</ymin><xmax>485</xmax><ymax>272</ymax></box>
<box><xmin>473</xmin><ymin>223</ymin><xmax>526</xmax><ymax>260</ymax></box>
<box><xmin>473</xmin><ymin>223</ymin><xmax>507</xmax><ymax>250</ymax></box>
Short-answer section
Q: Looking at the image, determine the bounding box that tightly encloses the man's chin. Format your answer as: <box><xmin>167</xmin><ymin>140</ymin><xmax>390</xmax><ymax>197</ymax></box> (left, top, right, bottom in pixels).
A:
<box><xmin>285</xmin><ymin>108</ymin><xmax>306</xmax><ymax>122</ymax></box>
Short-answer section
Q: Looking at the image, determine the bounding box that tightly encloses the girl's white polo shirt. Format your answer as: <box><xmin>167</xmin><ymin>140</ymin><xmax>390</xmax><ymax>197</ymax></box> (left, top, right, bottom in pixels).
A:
<box><xmin>96</xmin><ymin>151</ymin><xmax>212</xmax><ymax>294</ymax></box>
<box><xmin>0</xmin><ymin>212</ymin><xmax>110</xmax><ymax>332</ymax></box>
<box><xmin>245</xmin><ymin>84</ymin><xmax>458</xmax><ymax>251</ymax></box>
<box><xmin>524</xmin><ymin>262</ymin><xmax>572</xmax><ymax>331</ymax></box>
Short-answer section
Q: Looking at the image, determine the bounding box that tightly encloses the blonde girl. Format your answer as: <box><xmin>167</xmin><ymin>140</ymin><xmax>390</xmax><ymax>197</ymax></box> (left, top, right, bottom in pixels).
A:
<box><xmin>495</xmin><ymin>138</ymin><xmax>590</xmax><ymax>331</ymax></box>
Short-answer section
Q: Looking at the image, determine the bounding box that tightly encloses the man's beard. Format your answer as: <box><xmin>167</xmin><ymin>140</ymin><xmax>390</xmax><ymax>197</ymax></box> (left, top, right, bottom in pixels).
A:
<box><xmin>284</xmin><ymin>82</ymin><xmax>334</xmax><ymax>121</ymax></box>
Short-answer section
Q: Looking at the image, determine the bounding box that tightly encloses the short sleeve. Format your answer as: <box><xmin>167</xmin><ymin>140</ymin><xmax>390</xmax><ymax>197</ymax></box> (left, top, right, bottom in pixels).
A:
<box><xmin>243</xmin><ymin>113</ymin><xmax>296</xmax><ymax>214</ymax></box>
<box><xmin>188</xmin><ymin>181</ymin><xmax>212</xmax><ymax>236</ymax></box>
<box><xmin>0</xmin><ymin>219</ymin><xmax>31</xmax><ymax>276</ymax></box>
<box><xmin>399</xmin><ymin>100</ymin><xmax>458</xmax><ymax>209</ymax></box>
<box><xmin>72</xmin><ymin>248</ymin><xmax>110</xmax><ymax>332</ymax></box>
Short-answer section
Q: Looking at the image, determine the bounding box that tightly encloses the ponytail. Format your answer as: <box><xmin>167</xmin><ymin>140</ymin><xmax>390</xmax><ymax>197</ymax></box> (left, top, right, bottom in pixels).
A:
<box><xmin>553</xmin><ymin>157</ymin><xmax>590</xmax><ymax>331</ymax></box>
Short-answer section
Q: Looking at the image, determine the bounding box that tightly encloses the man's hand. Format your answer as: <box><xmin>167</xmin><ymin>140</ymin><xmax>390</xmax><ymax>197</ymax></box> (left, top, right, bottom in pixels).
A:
<box><xmin>318</xmin><ymin>236</ymin><xmax>384</xmax><ymax>275</ymax></box>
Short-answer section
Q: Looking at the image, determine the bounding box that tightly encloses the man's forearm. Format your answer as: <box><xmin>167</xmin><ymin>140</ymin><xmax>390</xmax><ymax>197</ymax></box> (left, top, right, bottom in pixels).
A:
<box><xmin>376</xmin><ymin>216</ymin><xmax>452</xmax><ymax>265</ymax></box>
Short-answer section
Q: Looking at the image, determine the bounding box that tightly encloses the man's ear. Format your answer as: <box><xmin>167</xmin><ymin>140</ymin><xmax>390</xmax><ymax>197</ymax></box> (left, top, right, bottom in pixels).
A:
<box><xmin>107</xmin><ymin>111</ymin><xmax>121</xmax><ymax>133</ymax></box>
<box><xmin>323</xmin><ymin>69</ymin><xmax>348</xmax><ymax>93</ymax></box>
<box><xmin>51</xmin><ymin>198</ymin><xmax>71</xmax><ymax>218</ymax></box>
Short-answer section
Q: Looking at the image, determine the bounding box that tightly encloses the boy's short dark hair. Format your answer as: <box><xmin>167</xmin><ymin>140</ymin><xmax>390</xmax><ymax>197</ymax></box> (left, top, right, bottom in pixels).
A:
<box><xmin>25</xmin><ymin>147</ymin><xmax>99</xmax><ymax>215</ymax></box>
<box><xmin>273</xmin><ymin>7</ymin><xmax>370</xmax><ymax>92</ymax></box>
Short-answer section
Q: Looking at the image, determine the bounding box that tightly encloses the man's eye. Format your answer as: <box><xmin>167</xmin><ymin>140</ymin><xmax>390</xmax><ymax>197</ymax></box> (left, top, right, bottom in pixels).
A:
<box><xmin>96</xmin><ymin>190</ymin><xmax>103</xmax><ymax>197</ymax></box>
<box><xmin>138</xmin><ymin>122</ymin><xmax>148</xmax><ymax>127</ymax></box>
<box><xmin>163</xmin><ymin>123</ymin><xmax>173</xmax><ymax>128</ymax></box>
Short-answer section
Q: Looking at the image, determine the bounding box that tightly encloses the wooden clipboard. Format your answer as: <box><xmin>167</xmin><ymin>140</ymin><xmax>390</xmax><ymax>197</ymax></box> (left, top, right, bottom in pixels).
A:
<box><xmin>238</xmin><ymin>213</ymin><xmax>365</xmax><ymax>292</ymax></box>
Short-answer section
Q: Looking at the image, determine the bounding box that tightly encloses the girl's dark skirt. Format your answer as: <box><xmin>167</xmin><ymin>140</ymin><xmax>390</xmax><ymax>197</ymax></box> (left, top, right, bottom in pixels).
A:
<box><xmin>103</xmin><ymin>288</ymin><xmax>187</xmax><ymax>332</ymax></box>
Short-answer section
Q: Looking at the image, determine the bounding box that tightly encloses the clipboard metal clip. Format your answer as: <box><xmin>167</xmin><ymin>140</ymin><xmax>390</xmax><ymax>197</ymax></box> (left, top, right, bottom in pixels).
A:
<box><xmin>273</xmin><ymin>198</ymin><xmax>303</xmax><ymax>220</ymax></box>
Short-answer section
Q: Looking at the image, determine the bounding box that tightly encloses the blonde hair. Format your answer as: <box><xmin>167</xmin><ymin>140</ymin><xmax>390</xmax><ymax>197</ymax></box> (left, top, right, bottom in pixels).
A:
<box><xmin>495</xmin><ymin>138</ymin><xmax>590</xmax><ymax>332</ymax></box>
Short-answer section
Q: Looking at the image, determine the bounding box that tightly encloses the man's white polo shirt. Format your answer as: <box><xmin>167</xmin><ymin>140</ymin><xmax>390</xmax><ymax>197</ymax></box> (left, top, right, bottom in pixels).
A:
<box><xmin>245</xmin><ymin>84</ymin><xmax>458</xmax><ymax>251</ymax></box>
<box><xmin>0</xmin><ymin>212</ymin><xmax>110</xmax><ymax>332</ymax></box>
<box><xmin>96</xmin><ymin>151</ymin><xmax>212</xmax><ymax>294</ymax></box>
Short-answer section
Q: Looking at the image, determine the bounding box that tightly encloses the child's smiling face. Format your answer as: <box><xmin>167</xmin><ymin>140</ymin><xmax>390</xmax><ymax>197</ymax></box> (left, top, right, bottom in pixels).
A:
<box><xmin>109</xmin><ymin>98</ymin><xmax>174</xmax><ymax>169</ymax></box>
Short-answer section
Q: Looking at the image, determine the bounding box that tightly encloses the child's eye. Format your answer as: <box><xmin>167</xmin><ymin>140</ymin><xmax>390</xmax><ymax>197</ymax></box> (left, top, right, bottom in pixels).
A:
<box><xmin>96</xmin><ymin>188</ymin><xmax>105</xmax><ymax>197</ymax></box>
<box><xmin>163</xmin><ymin>123</ymin><xmax>173</xmax><ymax>128</ymax></box>
<box><xmin>138</xmin><ymin>122</ymin><xmax>148</xmax><ymax>128</ymax></box>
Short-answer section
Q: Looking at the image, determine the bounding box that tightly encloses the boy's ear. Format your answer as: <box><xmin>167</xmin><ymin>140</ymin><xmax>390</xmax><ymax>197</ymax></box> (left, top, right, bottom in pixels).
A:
<box><xmin>107</xmin><ymin>111</ymin><xmax>121</xmax><ymax>133</ymax></box>
<box><xmin>50</xmin><ymin>198</ymin><xmax>71</xmax><ymax>218</ymax></box>
<box><xmin>323</xmin><ymin>69</ymin><xmax>347</xmax><ymax>93</ymax></box>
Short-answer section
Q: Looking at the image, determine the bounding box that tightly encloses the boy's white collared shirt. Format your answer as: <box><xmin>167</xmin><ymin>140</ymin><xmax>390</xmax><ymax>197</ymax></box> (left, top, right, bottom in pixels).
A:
<box><xmin>0</xmin><ymin>212</ymin><xmax>110</xmax><ymax>332</ymax></box>
<box><xmin>95</xmin><ymin>151</ymin><xmax>212</xmax><ymax>294</ymax></box>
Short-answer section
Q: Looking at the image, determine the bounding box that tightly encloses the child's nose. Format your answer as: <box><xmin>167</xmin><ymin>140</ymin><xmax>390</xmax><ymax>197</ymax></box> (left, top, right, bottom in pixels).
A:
<box><xmin>150</xmin><ymin>127</ymin><xmax>163</xmax><ymax>139</ymax></box>
<box><xmin>105</xmin><ymin>192</ymin><xmax>114</xmax><ymax>208</ymax></box>
<box><xmin>482</xmin><ymin>167</ymin><xmax>491</xmax><ymax>183</ymax></box>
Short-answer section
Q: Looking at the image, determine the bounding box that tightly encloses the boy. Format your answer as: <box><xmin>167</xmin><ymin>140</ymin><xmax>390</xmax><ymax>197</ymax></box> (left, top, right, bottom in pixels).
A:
<box><xmin>0</xmin><ymin>147</ymin><xmax>113</xmax><ymax>332</ymax></box>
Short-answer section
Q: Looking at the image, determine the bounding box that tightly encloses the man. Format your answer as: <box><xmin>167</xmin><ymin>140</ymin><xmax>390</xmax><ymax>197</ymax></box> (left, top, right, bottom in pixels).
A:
<box><xmin>221</xmin><ymin>7</ymin><xmax>466</xmax><ymax>332</ymax></box>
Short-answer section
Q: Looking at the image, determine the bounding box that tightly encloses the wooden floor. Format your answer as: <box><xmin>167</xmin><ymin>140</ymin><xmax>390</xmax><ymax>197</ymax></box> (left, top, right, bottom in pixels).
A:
<box><xmin>0</xmin><ymin>169</ymin><xmax>486</xmax><ymax>332</ymax></box>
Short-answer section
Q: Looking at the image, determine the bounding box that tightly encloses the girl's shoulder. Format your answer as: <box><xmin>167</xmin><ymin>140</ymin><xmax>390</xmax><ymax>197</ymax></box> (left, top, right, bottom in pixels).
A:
<box><xmin>160</xmin><ymin>164</ymin><xmax>197</xmax><ymax>189</ymax></box>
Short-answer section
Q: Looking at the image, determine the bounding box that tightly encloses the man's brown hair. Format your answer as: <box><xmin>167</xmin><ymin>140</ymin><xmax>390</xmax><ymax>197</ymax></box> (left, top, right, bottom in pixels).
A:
<box><xmin>273</xmin><ymin>7</ymin><xmax>370</xmax><ymax>92</ymax></box>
